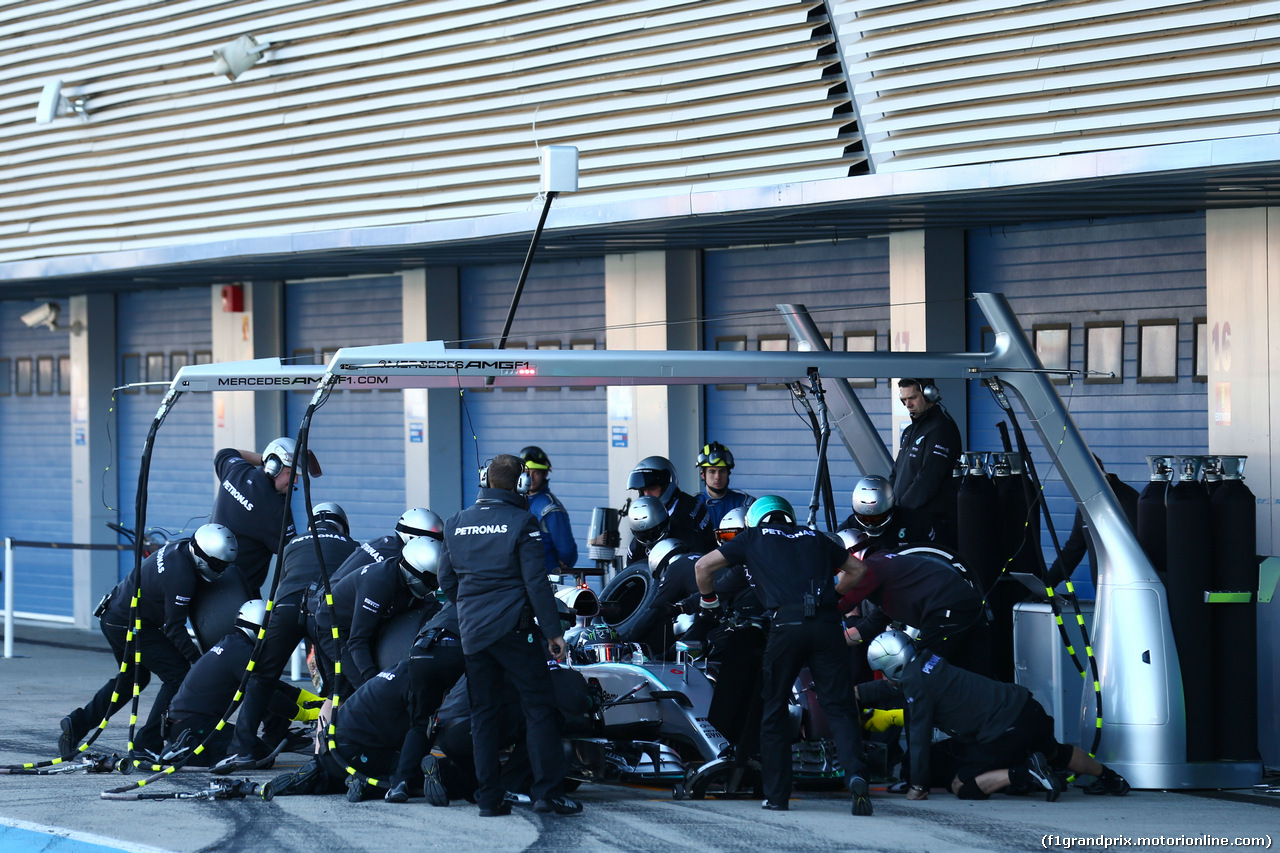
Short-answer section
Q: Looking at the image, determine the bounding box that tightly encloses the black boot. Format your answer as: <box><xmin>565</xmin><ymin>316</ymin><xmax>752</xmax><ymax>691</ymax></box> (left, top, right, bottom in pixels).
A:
<box><xmin>58</xmin><ymin>716</ymin><xmax>80</xmax><ymax>761</ymax></box>
<box><xmin>262</xmin><ymin>759</ymin><xmax>324</xmax><ymax>800</ymax></box>
<box><xmin>345</xmin><ymin>774</ymin><xmax>368</xmax><ymax>802</ymax></box>
<box><xmin>1082</xmin><ymin>766</ymin><xmax>1131</xmax><ymax>796</ymax></box>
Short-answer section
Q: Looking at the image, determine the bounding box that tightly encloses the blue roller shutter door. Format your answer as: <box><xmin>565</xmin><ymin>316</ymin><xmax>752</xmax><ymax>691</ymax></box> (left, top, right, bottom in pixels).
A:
<box><xmin>965</xmin><ymin>213</ymin><xmax>1207</xmax><ymax>598</ymax></box>
<box><xmin>703</xmin><ymin>241</ymin><xmax>892</xmax><ymax>522</ymax></box>
<box><xmin>0</xmin><ymin>300</ymin><xmax>73</xmax><ymax>617</ymax></box>
<box><xmin>457</xmin><ymin>259</ymin><xmax>607</xmax><ymax>567</ymax></box>
<box><xmin>285</xmin><ymin>277</ymin><xmax>405</xmax><ymax>543</ymax></box>
<box><xmin>116</xmin><ymin>287</ymin><xmax>214</xmax><ymax>580</ymax></box>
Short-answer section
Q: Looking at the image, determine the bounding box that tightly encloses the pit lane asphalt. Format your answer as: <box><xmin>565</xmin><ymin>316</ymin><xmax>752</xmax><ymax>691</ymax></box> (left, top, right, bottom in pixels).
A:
<box><xmin>2</xmin><ymin>621</ymin><xmax>1276</xmax><ymax>853</ymax></box>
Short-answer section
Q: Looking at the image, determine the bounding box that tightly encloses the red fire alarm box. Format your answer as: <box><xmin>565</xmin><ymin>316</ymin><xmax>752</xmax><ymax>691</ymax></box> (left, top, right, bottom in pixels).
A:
<box><xmin>221</xmin><ymin>284</ymin><xmax>244</xmax><ymax>313</ymax></box>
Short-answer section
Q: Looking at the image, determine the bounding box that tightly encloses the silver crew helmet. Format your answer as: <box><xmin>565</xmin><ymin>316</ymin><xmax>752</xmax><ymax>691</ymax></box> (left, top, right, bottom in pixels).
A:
<box><xmin>312</xmin><ymin>502</ymin><xmax>349</xmax><ymax>537</ymax></box>
<box><xmin>837</xmin><ymin>528</ymin><xmax>874</xmax><ymax>559</ymax></box>
<box><xmin>235</xmin><ymin>599</ymin><xmax>268</xmax><ymax>640</ymax></box>
<box><xmin>191</xmin><ymin>523</ymin><xmax>238</xmax><ymax>582</ymax></box>
<box><xmin>627</xmin><ymin>455</ymin><xmax>679</xmax><ymax>505</ymax></box>
<box><xmin>627</xmin><ymin>495</ymin><xmax>669</xmax><ymax>546</ymax></box>
<box><xmin>399</xmin><ymin>536</ymin><xmax>443</xmax><ymax>599</ymax></box>
<box><xmin>395</xmin><ymin>507</ymin><xmax>444</xmax><ymax>544</ymax></box>
<box><xmin>648</xmin><ymin>538</ymin><xmax>688</xmax><ymax>575</ymax></box>
<box><xmin>866</xmin><ymin>629</ymin><xmax>917</xmax><ymax>680</ymax></box>
<box><xmin>850</xmin><ymin>475</ymin><xmax>895</xmax><ymax>535</ymax></box>
<box><xmin>261</xmin><ymin>436</ymin><xmax>296</xmax><ymax>478</ymax></box>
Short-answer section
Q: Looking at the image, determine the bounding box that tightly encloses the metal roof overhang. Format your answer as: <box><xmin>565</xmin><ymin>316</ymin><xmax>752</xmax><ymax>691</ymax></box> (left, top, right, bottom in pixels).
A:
<box><xmin>4</xmin><ymin>134</ymin><xmax>1279</xmax><ymax>299</ymax></box>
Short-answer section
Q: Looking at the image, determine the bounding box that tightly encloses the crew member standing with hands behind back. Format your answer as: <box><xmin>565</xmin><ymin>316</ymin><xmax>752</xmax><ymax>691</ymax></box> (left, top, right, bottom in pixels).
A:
<box><xmin>437</xmin><ymin>454</ymin><xmax>582</xmax><ymax>817</ymax></box>
<box><xmin>891</xmin><ymin>380</ymin><xmax>961</xmax><ymax>548</ymax></box>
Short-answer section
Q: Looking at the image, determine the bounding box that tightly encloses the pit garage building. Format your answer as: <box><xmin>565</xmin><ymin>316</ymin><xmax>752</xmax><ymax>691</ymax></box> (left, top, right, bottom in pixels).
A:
<box><xmin>2</xmin><ymin>0</ymin><xmax>1279</xmax><ymax>766</ymax></box>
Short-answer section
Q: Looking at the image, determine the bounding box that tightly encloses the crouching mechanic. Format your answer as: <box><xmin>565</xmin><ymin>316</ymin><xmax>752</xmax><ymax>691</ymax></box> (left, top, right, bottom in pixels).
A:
<box><xmin>263</xmin><ymin>539</ymin><xmax>446</xmax><ymax>802</ymax></box>
<box><xmin>694</xmin><ymin>495</ymin><xmax>874</xmax><ymax>816</ymax></box>
<box><xmin>385</xmin><ymin>598</ymin><xmax>467</xmax><ymax>803</ymax></box>
<box><xmin>261</xmin><ymin>657</ymin><xmax>417</xmax><ymax>801</ymax></box>
<box><xmin>858</xmin><ymin>630</ymin><xmax>1130</xmax><ymax>801</ymax></box>
<box><xmin>426</xmin><ymin>664</ymin><xmax>597</xmax><ymax>807</ymax></box>
<box><xmin>215</xmin><ymin>503</ymin><xmax>358</xmax><ymax>773</ymax></box>
<box><xmin>307</xmin><ymin>538</ymin><xmax>441</xmax><ymax>698</ymax></box>
<box><xmin>59</xmin><ymin>524</ymin><xmax>238</xmax><ymax>759</ymax></box>
<box><xmin>438</xmin><ymin>454</ymin><xmax>581</xmax><ymax>817</ymax></box>
<box><xmin>161</xmin><ymin>600</ymin><xmax>321</xmax><ymax>766</ymax></box>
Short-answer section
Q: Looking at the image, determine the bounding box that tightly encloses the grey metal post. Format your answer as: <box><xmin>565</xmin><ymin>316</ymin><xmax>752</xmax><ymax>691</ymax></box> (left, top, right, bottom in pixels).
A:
<box><xmin>778</xmin><ymin>304</ymin><xmax>893</xmax><ymax>476</ymax></box>
<box><xmin>4</xmin><ymin>538</ymin><xmax>14</xmax><ymax>659</ymax></box>
<box><xmin>971</xmin><ymin>292</ymin><xmax>1258</xmax><ymax>790</ymax></box>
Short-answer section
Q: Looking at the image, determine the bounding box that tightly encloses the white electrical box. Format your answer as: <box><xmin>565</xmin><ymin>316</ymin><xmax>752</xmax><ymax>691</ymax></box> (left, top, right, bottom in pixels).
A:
<box><xmin>541</xmin><ymin>145</ymin><xmax>579</xmax><ymax>194</ymax></box>
<box><xmin>1013</xmin><ymin>599</ymin><xmax>1095</xmax><ymax>747</ymax></box>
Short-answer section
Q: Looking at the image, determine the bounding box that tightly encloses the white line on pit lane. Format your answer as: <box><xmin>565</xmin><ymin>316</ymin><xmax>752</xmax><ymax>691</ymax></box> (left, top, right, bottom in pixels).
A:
<box><xmin>0</xmin><ymin>816</ymin><xmax>175</xmax><ymax>853</ymax></box>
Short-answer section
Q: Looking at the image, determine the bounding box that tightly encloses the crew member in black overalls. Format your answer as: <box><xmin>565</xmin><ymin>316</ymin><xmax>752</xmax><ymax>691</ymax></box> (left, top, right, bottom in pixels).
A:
<box><xmin>695</xmin><ymin>496</ymin><xmax>874</xmax><ymax>816</ymax></box>
<box><xmin>890</xmin><ymin>379</ymin><xmax>962</xmax><ymax>549</ymax></box>
<box><xmin>437</xmin><ymin>454</ymin><xmax>581</xmax><ymax>817</ymax></box>
<box><xmin>216</xmin><ymin>502</ymin><xmax>358</xmax><ymax>772</ymax></box>
<box><xmin>324</xmin><ymin>506</ymin><xmax>444</xmax><ymax>590</ymax></box>
<box><xmin>837</xmin><ymin>474</ymin><xmax>936</xmax><ymax>548</ymax></box>
<box><xmin>624</xmin><ymin>455</ymin><xmax>715</xmax><ymax>563</ymax></box>
<box><xmin>384</xmin><ymin>599</ymin><xmax>467</xmax><ymax>804</ymax></box>
<box><xmin>58</xmin><ymin>524</ymin><xmax>238</xmax><ymax>759</ymax></box>
<box><xmin>263</xmin><ymin>539</ymin><xmax>447</xmax><ymax>802</ymax></box>
<box><xmin>858</xmin><ymin>629</ymin><xmax>1130</xmax><ymax>801</ymax></box>
<box><xmin>836</xmin><ymin>533</ymin><xmax>991</xmax><ymax>677</ymax></box>
<box><xmin>163</xmin><ymin>600</ymin><xmax>319</xmax><ymax>766</ymax></box>
<box><xmin>308</xmin><ymin>540</ymin><xmax>440</xmax><ymax>698</ymax></box>
<box><xmin>261</xmin><ymin>657</ymin><xmax>418</xmax><ymax>801</ymax></box>
<box><xmin>210</xmin><ymin>438</ymin><xmax>320</xmax><ymax>595</ymax></box>
<box><xmin>621</xmin><ymin>537</ymin><xmax>755</xmax><ymax>658</ymax></box>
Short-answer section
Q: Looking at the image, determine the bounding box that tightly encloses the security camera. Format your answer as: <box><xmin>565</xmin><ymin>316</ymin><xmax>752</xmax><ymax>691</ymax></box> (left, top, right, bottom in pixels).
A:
<box><xmin>21</xmin><ymin>302</ymin><xmax>60</xmax><ymax>330</ymax></box>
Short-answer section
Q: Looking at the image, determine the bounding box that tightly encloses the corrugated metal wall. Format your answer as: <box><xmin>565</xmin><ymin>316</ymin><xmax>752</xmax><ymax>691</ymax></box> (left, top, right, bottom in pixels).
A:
<box><xmin>0</xmin><ymin>298</ymin><xmax>72</xmax><ymax>617</ymax></box>
<box><xmin>832</xmin><ymin>0</ymin><xmax>1280</xmax><ymax>171</ymax></box>
<box><xmin>702</xmin><ymin>239</ymin><xmax>891</xmax><ymax>523</ymax></box>
<box><xmin>115</xmin><ymin>286</ymin><xmax>213</xmax><ymax>580</ymax></box>
<box><xmin>457</xmin><ymin>257</ymin><xmax>608</xmax><ymax>561</ymax></box>
<box><xmin>965</xmin><ymin>212</ymin><xmax>1208</xmax><ymax>597</ymax></box>
<box><xmin>284</xmin><ymin>275</ymin><xmax>405</xmax><ymax>543</ymax></box>
<box><xmin>0</xmin><ymin>0</ymin><xmax>859</xmax><ymax>264</ymax></box>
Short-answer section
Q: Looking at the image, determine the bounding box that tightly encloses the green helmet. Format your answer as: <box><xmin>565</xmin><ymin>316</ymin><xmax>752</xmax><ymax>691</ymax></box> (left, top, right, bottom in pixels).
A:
<box><xmin>746</xmin><ymin>495</ymin><xmax>795</xmax><ymax>527</ymax></box>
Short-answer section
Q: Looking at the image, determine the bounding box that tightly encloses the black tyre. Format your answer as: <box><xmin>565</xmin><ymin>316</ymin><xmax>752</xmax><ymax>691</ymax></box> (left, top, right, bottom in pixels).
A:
<box><xmin>190</xmin><ymin>566</ymin><xmax>252</xmax><ymax>652</ymax></box>
<box><xmin>897</xmin><ymin>543</ymin><xmax>975</xmax><ymax>589</ymax></box>
<box><xmin>597</xmin><ymin>562</ymin><xmax>660</xmax><ymax>642</ymax></box>
<box><xmin>374</xmin><ymin>607</ymin><xmax>431</xmax><ymax>670</ymax></box>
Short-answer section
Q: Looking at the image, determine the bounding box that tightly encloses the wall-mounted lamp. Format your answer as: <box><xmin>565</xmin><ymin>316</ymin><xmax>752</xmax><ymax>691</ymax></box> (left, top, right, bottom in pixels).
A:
<box><xmin>20</xmin><ymin>302</ymin><xmax>83</xmax><ymax>334</ymax></box>
<box><xmin>35</xmin><ymin>80</ymin><xmax>89</xmax><ymax>124</ymax></box>
<box><xmin>212</xmin><ymin>34</ymin><xmax>272</xmax><ymax>81</ymax></box>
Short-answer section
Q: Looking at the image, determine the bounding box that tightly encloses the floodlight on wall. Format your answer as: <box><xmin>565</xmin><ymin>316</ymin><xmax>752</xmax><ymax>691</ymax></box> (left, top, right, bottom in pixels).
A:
<box><xmin>35</xmin><ymin>80</ymin><xmax>89</xmax><ymax>125</ymax></box>
<box><xmin>212</xmin><ymin>34</ymin><xmax>271</xmax><ymax>81</ymax></box>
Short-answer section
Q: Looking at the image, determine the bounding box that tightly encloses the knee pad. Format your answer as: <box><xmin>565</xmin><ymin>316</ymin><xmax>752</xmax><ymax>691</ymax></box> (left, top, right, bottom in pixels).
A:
<box><xmin>955</xmin><ymin>775</ymin><xmax>989</xmax><ymax>800</ymax></box>
<box><xmin>1048</xmin><ymin>742</ymin><xmax>1074</xmax><ymax>771</ymax></box>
